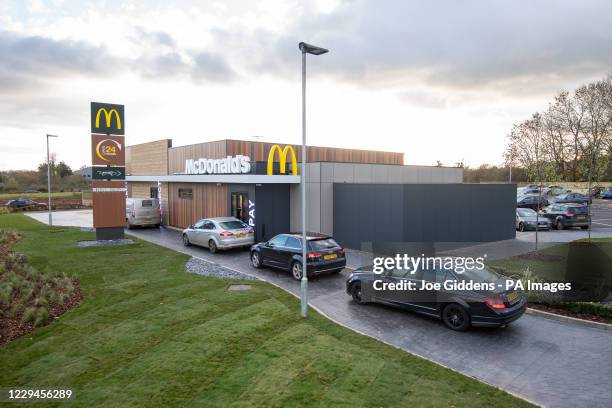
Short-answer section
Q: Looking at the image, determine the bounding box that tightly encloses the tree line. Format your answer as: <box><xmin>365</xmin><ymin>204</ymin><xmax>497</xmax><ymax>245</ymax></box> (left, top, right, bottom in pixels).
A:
<box><xmin>504</xmin><ymin>74</ymin><xmax>612</xmax><ymax>182</ymax></box>
<box><xmin>0</xmin><ymin>156</ymin><xmax>89</xmax><ymax>192</ymax></box>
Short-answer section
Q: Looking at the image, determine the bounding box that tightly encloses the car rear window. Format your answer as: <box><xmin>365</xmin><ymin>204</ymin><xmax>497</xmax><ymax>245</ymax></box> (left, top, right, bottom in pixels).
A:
<box><xmin>309</xmin><ymin>238</ymin><xmax>339</xmax><ymax>250</ymax></box>
<box><xmin>219</xmin><ymin>220</ymin><xmax>248</xmax><ymax>230</ymax></box>
<box><xmin>569</xmin><ymin>206</ymin><xmax>587</xmax><ymax>214</ymax></box>
<box><xmin>518</xmin><ymin>208</ymin><xmax>535</xmax><ymax>216</ymax></box>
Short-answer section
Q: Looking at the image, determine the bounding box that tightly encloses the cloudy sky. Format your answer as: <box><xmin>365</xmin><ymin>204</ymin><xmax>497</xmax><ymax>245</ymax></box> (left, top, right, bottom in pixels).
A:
<box><xmin>1</xmin><ymin>0</ymin><xmax>611</xmax><ymax>171</ymax></box>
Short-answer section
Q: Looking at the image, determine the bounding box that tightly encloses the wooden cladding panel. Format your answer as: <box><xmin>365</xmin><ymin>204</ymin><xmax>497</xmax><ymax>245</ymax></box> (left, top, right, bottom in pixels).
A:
<box><xmin>92</xmin><ymin>181</ymin><xmax>126</xmax><ymax>228</ymax></box>
<box><xmin>168</xmin><ymin>141</ymin><xmax>226</xmax><ymax>175</ymax></box>
<box><xmin>225</xmin><ymin>140</ymin><xmax>403</xmax><ymax>165</ymax></box>
<box><xmin>168</xmin><ymin>183</ymin><xmax>228</xmax><ymax>228</ymax></box>
<box><xmin>166</xmin><ymin>140</ymin><xmax>403</xmax><ymax>174</ymax></box>
<box><xmin>126</xmin><ymin>139</ymin><xmax>171</xmax><ymax>175</ymax></box>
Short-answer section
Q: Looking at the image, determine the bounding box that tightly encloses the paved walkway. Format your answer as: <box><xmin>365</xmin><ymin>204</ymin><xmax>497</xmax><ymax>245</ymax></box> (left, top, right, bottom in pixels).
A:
<box><xmin>26</xmin><ymin>210</ymin><xmax>612</xmax><ymax>408</ymax></box>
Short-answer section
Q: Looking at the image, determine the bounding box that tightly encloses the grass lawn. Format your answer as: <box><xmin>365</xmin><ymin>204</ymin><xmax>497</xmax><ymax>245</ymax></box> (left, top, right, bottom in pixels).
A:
<box><xmin>0</xmin><ymin>192</ymin><xmax>81</xmax><ymax>201</ymax></box>
<box><xmin>488</xmin><ymin>237</ymin><xmax>612</xmax><ymax>282</ymax></box>
<box><xmin>0</xmin><ymin>214</ymin><xmax>533</xmax><ymax>407</ymax></box>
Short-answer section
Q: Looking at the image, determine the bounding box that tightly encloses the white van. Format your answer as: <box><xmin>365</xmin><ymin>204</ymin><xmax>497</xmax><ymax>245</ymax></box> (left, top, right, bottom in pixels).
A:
<box><xmin>126</xmin><ymin>198</ymin><xmax>161</xmax><ymax>228</ymax></box>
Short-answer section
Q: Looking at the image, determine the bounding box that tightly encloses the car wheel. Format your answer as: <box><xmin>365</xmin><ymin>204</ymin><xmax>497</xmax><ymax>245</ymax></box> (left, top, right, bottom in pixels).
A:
<box><xmin>182</xmin><ymin>234</ymin><xmax>190</xmax><ymax>246</ymax></box>
<box><xmin>291</xmin><ymin>261</ymin><xmax>303</xmax><ymax>280</ymax></box>
<box><xmin>251</xmin><ymin>251</ymin><xmax>262</xmax><ymax>268</ymax></box>
<box><xmin>208</xmin><ymin>240</ymin><xmax>218</xmax><ymax>254</ymax></box>
<box><xmin>581</xmin><ymin>225</ymin><xmax>589</xmax><ymax>230</ymax></box>
<box><xmin>155</xmin><ymin>224</ymin><xmax>161</xmax><ymax>228</ymax></box>
<box><xmin>442</xmin><ymin>303</ymin><xmax>470</xmax><ymax>331</ymax></box>
<box><xmin>127</xmin><ymin>220</ymin><xmax>133</xmax><ymax>229</ymax></box>
<box><xmin>518</xmin><ymin>222</ymin><xmax>525</xmax><ymax>232</ymax></box>
<box><xmin>351</xmin><ymin>282</ymin><xmax>367</xmax><ymax>304</ymax></box>
<box><xmin>556</xmin><ymin>219</ymin><xmax>564</xmax><ymax>230</ymax></box>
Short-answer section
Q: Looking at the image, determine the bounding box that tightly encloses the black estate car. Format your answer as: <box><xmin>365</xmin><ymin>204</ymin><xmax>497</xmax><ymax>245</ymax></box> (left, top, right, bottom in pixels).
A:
<box><xmin>540</xmin><ymin>203</ymin><xmax>590</xmax><ymax>230</ymax></box>
<box><xmin>346</xmin><ymin>265</ymin><xmax>526</xmax><ymax>331</ymax></box>
<box><xmin>517</xmin><ymin>194</ymin><xmax>548</xmax><ymax>211</ymax></box>
<box><xmin>5</xmin><ymin>199</ymin><xmax>47</xmax><ymax>210</ymax></box>
<box><xmin>251</xmin><ymin>234</ymin><xmax>346</xmax><ymax>280</ymax></box>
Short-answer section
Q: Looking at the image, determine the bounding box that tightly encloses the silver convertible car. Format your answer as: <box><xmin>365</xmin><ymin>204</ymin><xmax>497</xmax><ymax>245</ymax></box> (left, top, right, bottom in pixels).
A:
<box><xmin>182</xmin><ymin>217</ymin><xmax>254</xmax><ymax>253</ymax></box>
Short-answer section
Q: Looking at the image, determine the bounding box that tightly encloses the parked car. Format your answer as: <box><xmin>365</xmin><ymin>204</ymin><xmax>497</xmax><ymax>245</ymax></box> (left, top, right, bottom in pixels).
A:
<box><xmin>346</xmin><ymin>264</ymin><xmax>526</xmax><ymax>331</ymax></box>
<box><xmin>126</xmin><ymin>198</ymin><xmax>161</xmax><ymax>228</ymax></box>
<box><xmin>250</xmin><ymin>233</ymin><xmax>346</xmax><ymax>280</ymax></box>
<box><xmin>589</xmin><ymin>186</ymin><xmax>605</xmax><ymax>199</ymax></box>
<box><xmin>540</xmin><ymin>203</ymin><xmax>590</xmax><ymax>230</ymax></box>
<box><xmin>182</xmin><ymin>217</ymin><xmax>254</xmax><ymax>253</ymax></box>
<box><xmin>5</xmin><ymin>199</ymin><xmax>47</xmax><ymax>210</ymax></box>
<box><xmin>547</xmin><ymin>185</ymin><xmax>570</xmax><ymax>196</ymax></box>
<box><xmin>601</xmin><ymin>187</ymin><xmax>612</xmax><ymax>199</ymax></box>
<box><xmin>550</xmin><ymin>192</ymin><xmax>590</xmax><ymax>205</ymax></box>
<box><xmin>518</xmin><ymin>188</ymin><xmax>543</xmax><ymax>196</ymax></box>
<box><xmin>516</xmin><ymin>194</ymin><xmax>548</xmax><ymax>211</ymax></box>
<box><xmin>516</xmin><ymin>208</ymin><xmax>551</xmax><ymax>231</ymax></box>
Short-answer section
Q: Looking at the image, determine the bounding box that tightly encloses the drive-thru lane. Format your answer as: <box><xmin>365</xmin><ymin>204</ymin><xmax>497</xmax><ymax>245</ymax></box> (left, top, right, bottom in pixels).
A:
<box><xmin>125</xmin><ymin>227</ymin><xmax>611</xmax><ymax>408</ymax></box>
<box><xmin>25</xmin><ymin>210</ymin><xmax>612</xmax><ymax>408</ymax></box>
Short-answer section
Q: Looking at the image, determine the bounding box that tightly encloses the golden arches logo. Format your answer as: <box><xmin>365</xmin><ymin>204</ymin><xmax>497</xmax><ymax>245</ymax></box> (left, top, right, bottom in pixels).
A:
<box><xmin>267</xmin><ymin>145</ymin><xmax>297</xmax><ymax>176</ymax></box>
<box><xmin>95</xmin><ymin>139</ymin><xmax>122</xmax><ymax>162</ymax></box>
<box><xmin>95</xmin><ymin>108</ymin><xmax>122</xmax><ymax>130</ymax></box>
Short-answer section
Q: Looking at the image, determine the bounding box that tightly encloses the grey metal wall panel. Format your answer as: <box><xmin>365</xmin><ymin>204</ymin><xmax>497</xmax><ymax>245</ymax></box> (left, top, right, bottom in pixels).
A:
<box><xmin>334</xmin><ymin>183</ymin><xmax>515</xmax><ymax>249</ymax></box>
<box><xmin>255</xmin><ymin>184</ymin><xmax>290</xmax><ymax>242</ymax></box>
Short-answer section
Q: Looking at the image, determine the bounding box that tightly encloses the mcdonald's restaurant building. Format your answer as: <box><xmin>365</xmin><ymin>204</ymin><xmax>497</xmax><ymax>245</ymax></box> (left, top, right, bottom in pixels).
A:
<box><xmin>125</xmin><ymin>139</ymin><xmax>516</xmax><ymax>248</ymax></box>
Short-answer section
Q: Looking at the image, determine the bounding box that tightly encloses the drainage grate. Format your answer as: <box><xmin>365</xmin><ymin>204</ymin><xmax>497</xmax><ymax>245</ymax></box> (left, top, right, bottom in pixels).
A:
<box><xmin>226</xmin><ymin>284</ymin><xmax>253</xmax><ymax>291</ymax></box>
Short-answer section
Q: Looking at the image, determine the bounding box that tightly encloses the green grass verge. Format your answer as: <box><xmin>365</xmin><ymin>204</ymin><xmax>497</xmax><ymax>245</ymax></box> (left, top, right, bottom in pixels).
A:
<box><xmin>0</xmin><ymin>214</ymin><xmax>533</xmax><ymax>407</ymax></box>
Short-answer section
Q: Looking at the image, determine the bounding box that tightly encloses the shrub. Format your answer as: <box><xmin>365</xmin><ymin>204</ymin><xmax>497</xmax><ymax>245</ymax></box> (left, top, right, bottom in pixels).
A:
<box><xmin>21</xmin><ymin>307</ymin><xmax>36</xmax><ymax>325</ymax></box>
<box><xmin>34</xmin><ymin>297</ymin><xmax>48</xmax><ymax>307</ymax></box>
<box><xmin>34</xmin><ymin>307</ymin><xmax>49</xmax><ymax>327</ymax></box>
<box><xmin>10</xmin><ymin>302</ymin><xmax>24</xmax><ymax>319</ymax></box>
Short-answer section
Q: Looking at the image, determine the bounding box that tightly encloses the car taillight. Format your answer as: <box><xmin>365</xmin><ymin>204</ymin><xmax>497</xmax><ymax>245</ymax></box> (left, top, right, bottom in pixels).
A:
<box><xmin>248</xmin><ymin>228</ymin><xmax>255</xmax><ymax>234</ymax></box>
<box><xmin>307</xmin><ymin>252</ymin><xmax>323</xmax><ymax>259</ymax></box>
<box><xmin>338</xmin><ymin>248</ymin><xmax>345</xmax><ymax>256</ymax></box>
<box><xmin>484</xmin><ymin>297</ymin><xmax>506</xmax><ymax>310</ymax></box>
<box><xmin>220</xmin><ymin>231</ymin><xmax>234</xmax><ymax>237</ymax></box>
<box><xmin>564</xmin><ymin>211</ymin><xmax>573</xmax><ymax>217</ymax></box>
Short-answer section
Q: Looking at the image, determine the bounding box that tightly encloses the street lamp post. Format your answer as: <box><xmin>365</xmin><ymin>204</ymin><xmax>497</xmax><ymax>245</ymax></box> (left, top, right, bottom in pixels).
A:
<box><xmin>46</xmin><ymin>134</ymin><xmax>59</xmax><ymax>227</ymax></box>
<box><xmin>298</xmin><ymin>42</ymin><xmax>328</xmax><ymax>318</ymax></box>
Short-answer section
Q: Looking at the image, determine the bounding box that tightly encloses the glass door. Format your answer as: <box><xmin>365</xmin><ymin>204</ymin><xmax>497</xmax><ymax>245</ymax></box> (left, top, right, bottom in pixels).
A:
<box><xmin>231</xmin><ymin>192</ymin><xmax>249</xmax><ymax>223</ymax></box>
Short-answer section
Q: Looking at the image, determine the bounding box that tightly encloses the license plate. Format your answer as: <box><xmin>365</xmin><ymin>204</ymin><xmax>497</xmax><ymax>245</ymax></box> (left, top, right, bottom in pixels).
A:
<box><xmin>324</xmin><ymin>253</ymin><xmax>337</xmax><ymax>260</ymax></box>
<box><xmin>237</xmin><ymin>233</ymin><xmax>246</xmax><ymax>238</ymax></box>
<box><xmin>576</xmin><ymin>215</ymin><xmax>586</xmax><ymax>220</ymax></box>
<box><xmin>507</xmin><ymin>291</ymin><xmax>518</xmax><ymax>303</ymax></box>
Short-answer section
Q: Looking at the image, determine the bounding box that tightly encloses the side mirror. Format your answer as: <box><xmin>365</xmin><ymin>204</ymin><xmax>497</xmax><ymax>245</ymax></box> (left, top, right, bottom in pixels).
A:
<box><xmin>268</xmin><ymin>242</ymin><xmax>275</xmax><ymax>247</ymax></box>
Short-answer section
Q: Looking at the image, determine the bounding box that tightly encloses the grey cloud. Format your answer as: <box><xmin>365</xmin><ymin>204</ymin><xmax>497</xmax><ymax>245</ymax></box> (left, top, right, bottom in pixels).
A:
<box><xmin>0</xmin><ymin>30</ymin><xmax>120</xmax><ymax>94</ymax></box>
<box><xmin>191</xmin><ymin>51</ymin><xmax>236</xmax><ymax>82</ymax></box>
<box><xmin>245</xmin><ymin>0</ymin><xmax>612</xmax><ymax>94</ymax></box>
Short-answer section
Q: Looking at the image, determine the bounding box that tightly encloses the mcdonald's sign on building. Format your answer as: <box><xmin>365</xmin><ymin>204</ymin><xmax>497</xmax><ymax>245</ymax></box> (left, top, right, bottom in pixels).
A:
<box><xmin>91</xmin><ymin>102</ymin><xmax>124</xmax><ymax>135</ymax></box>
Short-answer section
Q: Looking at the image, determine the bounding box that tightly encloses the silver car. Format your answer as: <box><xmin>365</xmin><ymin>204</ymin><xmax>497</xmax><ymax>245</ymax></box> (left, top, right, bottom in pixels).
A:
<box><xmin>515</xmin><ymin>208</ymin><xmax>551</xmax><ymax>231</ymax></box>
<box><xmin>182</xmin><ymin>217</ymin><xmax>254</xmax><ymax>253</ymax></box>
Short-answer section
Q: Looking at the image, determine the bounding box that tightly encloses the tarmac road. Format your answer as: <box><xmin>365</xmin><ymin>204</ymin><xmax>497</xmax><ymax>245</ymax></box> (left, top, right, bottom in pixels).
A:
<box><xmin>26</xmin><ymin>209</ymin><xmax>612</xmax><ymax>408</ymax></box>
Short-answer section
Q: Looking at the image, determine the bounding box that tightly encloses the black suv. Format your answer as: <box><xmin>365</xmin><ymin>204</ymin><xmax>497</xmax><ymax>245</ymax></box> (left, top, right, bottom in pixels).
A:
<box><xmin>540</xmin><ymin>203</ymin><xmax>590</xmax><ymax>230</ymax></box>
<box><xmin>251</xmin><ymin>234</ymin><xmax>346</xmax><ymax>280</ymax></box>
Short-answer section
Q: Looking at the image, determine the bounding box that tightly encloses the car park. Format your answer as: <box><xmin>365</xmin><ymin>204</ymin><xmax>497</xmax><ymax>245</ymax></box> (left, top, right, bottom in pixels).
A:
<box><xmin>5</xmin><ymin>198</ymin><xmax>47</xmax><ymax>210</ymax></box>
<box><xmin>550</xmin><ymin>192</ymin><xmax>590</xmax><ymax>205</ymax></box>
<box><xmin>250</xmin><ymin>234</ymin><xmax>346</xmax><ymax>280</ymax></box>
<box><xmin>182</xmin><ymin>217</ymin><xmax>254</xmax><ymax>253</ymax></box>
<box><xmin>515</xmin><ymin>208</ymin><xmax>551</xmax><ymax>231</ymax></box>
<box><xmin>516</xmin><ymin>194</ymin><xmax>548</xmax><ymax>211</ymax></box>
<box><xmin>126</xmin><ymin>198</ymin><xmax>161</xmax><ymax>228</ymax></box>
<box><xmin>539</xmin><ymin>203</ymin><xmax>590</xmax><ymax>230</ymax></box>
<box><xmin>346</xmin><ymin>264</ymin><xmax>526</xmax><ymax>331</ymax></box>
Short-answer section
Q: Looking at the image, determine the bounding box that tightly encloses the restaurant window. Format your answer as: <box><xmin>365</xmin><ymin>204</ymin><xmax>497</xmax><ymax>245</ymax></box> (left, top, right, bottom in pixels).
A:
<box><xmin>178</xmin><ymin>188</ymin><xmax>193</xmax><ymax>199</ymax></box>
